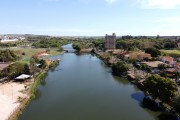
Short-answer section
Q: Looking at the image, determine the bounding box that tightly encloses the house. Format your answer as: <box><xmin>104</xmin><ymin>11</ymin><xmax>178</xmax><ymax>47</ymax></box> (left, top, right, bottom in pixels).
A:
<box><xmin>178</xmin><ymin>42</ymin><xmax>180</xmax><ymax>48</ymax></box>
<box><xmin>175</xmin><ymin>62</ymin><xmax>180</xmax><ymax>69</ymax></box>
<box><xmin>161</xmin><ymin>56</ymin><xmax>174</xmax><ymax>64</ymax></box>
<box><xmin>124</xmin><ymin>52</ymin><xmax>151</xmax><ymax>60</ymax></box>
<box><xmin>137</xmin><ymin>53</ymin><xmax>151</xmax><ymax>60</ymax></box>
<box><xmin>142</xmin><ymin>61</ymin><xmax>166</xmax><ymax>69</ymax></box>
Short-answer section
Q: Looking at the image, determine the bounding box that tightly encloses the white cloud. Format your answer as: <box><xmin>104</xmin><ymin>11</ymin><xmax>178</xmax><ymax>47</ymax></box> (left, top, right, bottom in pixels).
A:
<box><xmin>137</xmin><ymin>0</ymin><xmax>180</xmax><ymax>9</ymax></box>
<box><xmin>105</xmin><ymin>0</ymin><xmax>117</xmax><ymax>4</ymax></box>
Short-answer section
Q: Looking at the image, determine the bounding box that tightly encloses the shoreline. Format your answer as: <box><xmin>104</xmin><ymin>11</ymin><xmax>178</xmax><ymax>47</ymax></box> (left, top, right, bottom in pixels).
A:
<box><xmin>6</xmin><ymin>57</ymin><xmax>62</xmax><ymax>120</ymax></box>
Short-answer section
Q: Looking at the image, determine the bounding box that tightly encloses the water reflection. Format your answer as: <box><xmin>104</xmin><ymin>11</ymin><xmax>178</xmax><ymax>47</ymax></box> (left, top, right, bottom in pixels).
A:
<box><xmin>113</xmin><ymin>76</ymin><xmax>130</xmax><ymax>85</ymax></box>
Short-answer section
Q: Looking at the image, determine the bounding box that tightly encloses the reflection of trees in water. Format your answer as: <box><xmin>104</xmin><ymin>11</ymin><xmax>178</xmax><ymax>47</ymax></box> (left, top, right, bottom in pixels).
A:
<box><xmin>40</xmin><ymin>72</ymin><xmax>48</xmax><ymax>86</ymax></box>
<box><xmin>40</xmin><ymin>77</ymin><xmax>46</xmax><ymax>86</ymax></box>
<box><xmin>112</xmin><ymin>75</ymin><xmax>129</xmax><ymax>85</ymax></box>
<box><xmin>158</xmin><ymin>112</ymin><xmax>178</xmax><ymax>120</ymax></box>
<box><xmin>33</xmin><ymin>89</ymin><xmax>42</xmax><ymax>100</ymax></box>
<box><xmin>131</xmin><ymin>92</ymin><xmax>161</xmax><ymax>120</ymax></box>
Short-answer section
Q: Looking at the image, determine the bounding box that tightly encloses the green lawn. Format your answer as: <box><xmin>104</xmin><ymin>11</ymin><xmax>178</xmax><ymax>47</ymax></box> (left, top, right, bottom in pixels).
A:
<box><xmin>161</xmin><ymin>49</ymin><xmax>180</xmax><ymax>57</ymax></box>
<box><xmin>1</xmin><ymin>47</ymin><xmax>64</xmax><ymax>64</ymax></box>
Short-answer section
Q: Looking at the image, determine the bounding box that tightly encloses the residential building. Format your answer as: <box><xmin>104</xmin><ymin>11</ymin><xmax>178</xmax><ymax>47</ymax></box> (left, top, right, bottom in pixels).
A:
<box><xmin>178</xmin><ymin>42</ymin><xmax>180</xmax><ymax>48</ymax></box>
<box><xmin>161</xmin><ymin>56</ymin><xmax>174</xmax><ymax>64</ymax></box>
<box><xmin>105</xmin><ymin>33</ymin><xmax>116</xmax><ymax>49</ymax></box>
<box><xmin>124</xmin><ymin>52</ymin><xmax>151</xmax><ymax>60</ymax></box>
<box><xmin>137</xmin><ymin>53</ymin><xmax>151</xmax><ymax>60</ymax></box>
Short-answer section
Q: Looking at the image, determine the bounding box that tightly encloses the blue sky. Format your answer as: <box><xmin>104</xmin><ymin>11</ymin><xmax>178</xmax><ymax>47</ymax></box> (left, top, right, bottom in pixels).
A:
<box><xmin>0</xmin><ymin>0</ymin><xmax>180</xmax><ymax>36</ymax></box>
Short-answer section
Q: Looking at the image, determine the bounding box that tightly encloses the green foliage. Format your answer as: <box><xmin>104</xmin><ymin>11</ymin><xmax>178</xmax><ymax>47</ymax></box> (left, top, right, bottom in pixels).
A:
<box><xmin>145</xmin><ymin>48</ymin><xmax>161</xmax><ymax>57</ymax></box>
<box><xmin>32</xmin><ymin>38</ymin><xmax>69</xmax><ymax>48</ymax></box>
<box><xmin>0</xmin><ymin>62</ymin><xmax>30</xmax><ymax>80</ymax></box>
<box><xmin>72</xmin><ymin>41</ymin><xmax>92</xmax><ymax>51</ymax></box>
<box><xmin>29</xmin><ymin>58</ymin><xmax>39</xmax><ymax>75</ymax></box>
<box><xmin>173</xmin><ymin>94</ymin><xmax>180</xmax><ymax>114</ymax></box>
<box><xmin>49</xmin><ymin>60</ymin><xmax>60</xmax><ymax>71</ymax></box>
<box><xmin>72</xmin><ymin>43</ymin><xmax>81</xmax><ymax>51</ymax></box>
<box><xmin>31</xmin><ymin>71</ymin><xmax>48</xmax><ymax>99</ymax></box>
<box><xmin>158</xmin><ymin>64</ymin><xmax>168</xmax><ymax>71</ymax></box>
<box><xmin>92</xmin><ymin>39</ymin><xmax>104</xmax><ymax>50</ymax></box>
<box><xmin>112</xmin><ymin>61</ymin><xmax>130</xmax><ymax>76</ymax></box>
<box><xmin>39</xmin><ymin>59</ymin><xmax>47</xmax><ymax>69</ymax></box>
<box><xmin>0</xmin><ymin>49</ymin><xmax>18</xmax><ymax>62</ymax></box>
<box><xmin>143</xmin><ymin>75</ymin><xmax>178</xmax><ymax>102</ymax></box>
<box><xmin>139</xmin><ymin>64</ymin><xmax>152</xmax><ymax>73</ymax></box>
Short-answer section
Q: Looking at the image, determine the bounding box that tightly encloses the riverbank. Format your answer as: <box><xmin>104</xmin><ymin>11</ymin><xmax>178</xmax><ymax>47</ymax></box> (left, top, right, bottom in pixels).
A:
<box><xmin>0</xmin><ymin>57</ymin><xmax>60</xmax><ymax>120</ymax></box>
<box><xmin>6</xmin><ymin>59</ymin><xmax>60</xmax><ymax>120</ymax></box>
<box><xmin>0</xmin><ymin>81</ymin><xmax>33</xmax><ymax>120</ymax></box>
<box><xmin>93</xmin><ymin>50</ymin><xmax>180</xmax><ymax>119</ymax></box>
<box><xmin>18</xmin><ymin>52</ymin><xmax>161</xmax><ymax>120</ymax></box>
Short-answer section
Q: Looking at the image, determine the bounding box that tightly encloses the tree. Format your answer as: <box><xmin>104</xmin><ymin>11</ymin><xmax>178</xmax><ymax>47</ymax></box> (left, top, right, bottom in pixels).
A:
<box><xmin>145</xmin><ymin>48</ymin><xmax>161</xmax><ymax>57</ymax></box>
<box><xmin>158</xmin><ymin>64</ymin><xmax>167</xmax><ymax>71</ymax></box>
<box><xmin>112</xmin><ymin>61</ymin><xmax>130</xmax><ymax>76</ymax></box>
<box><xmin>39</xmin><ymin>59</ymin><xmax>47</xmax><ymax>69</ymax></box>
<box><xmin>173</xmin><ymin>94</ymin><xmax>180</xmax><ymax>114</ymax></box>
<box><xmin>0</xmin><ymin>49</ymin><xmax>18</xmax><ymax>62</ymax></box>
<box><xmin>29</xmin><ymin>59</ymin><xmax>39</xmax><ymax>76</ymax></box>
<box><xmin>173</xmin><ymin>70</ymin><xmax>180</xmax><ymax>81</ymax></box>
<box><xmin>156</xmin><ymin>34</ymin><xmax>160</xmax><ymax>40</ymax></box>
<box><xmin>24</xmin><ymin>64</ymin><xmax>30</xmax><ymax>74</ymax></box>
<box><xmin>143</xmin><ymin>75</ymin><xmax>178</xmax><ymax>102</ymax></box>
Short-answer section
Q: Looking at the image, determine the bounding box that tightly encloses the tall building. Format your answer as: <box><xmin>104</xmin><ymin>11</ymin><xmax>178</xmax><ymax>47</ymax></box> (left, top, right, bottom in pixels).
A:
<box><xmin>105</xmin><ymin>33</ymin><xmax>116</xmax><ymax>49</ymax></box>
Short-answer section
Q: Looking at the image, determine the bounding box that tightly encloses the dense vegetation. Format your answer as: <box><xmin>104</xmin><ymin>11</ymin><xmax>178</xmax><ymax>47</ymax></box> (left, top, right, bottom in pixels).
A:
<box><xmin>145</xmin><ymin>48</ymin><xmax>161</xmax><ymax>57</ymax></box>
<box><xmin>0</xmin><ymin>41</ymin><xmax>30</xmax><ymax>48</ymax></box>
<box><xmin>32</xmin><ymin>38</ymin><xmax>70</xmax><ymax>48</ymax></box>
<box><xmin>0</xmin><ymin>62</ymin><xmax>30</xmax><ymax>80</ymax></box>
<box><xmin>112</xmin><ymin>61</ymin><xmax>130</xmax><ymax>76</ymax></box>
<box><xmin>143</xmin><ymin>75</ymin><xmax>178</xmax><ymax>102</ymax></box>
<box><xmin>83</xmin><ymin>35</ymin><xmax>180</xmax><ymax>51</ymax></box>
<box><xmin>116</xmin><ymin>36</ymin><xmax>179</xmax><ymax>50</ymax></box>
<box><xmin>92</xmin><ymin>39</ymin><xmax>104</xmax><ymax>50</ymax></box>
<box><xmin>0</xmin><ymin>49</ymin><xmax>19</xmax><ymax>62</ymax></box>
<box><xmin>72</xmin><ymin>40</ymin><xmax>92</xmax><ymax>51</ymax></box>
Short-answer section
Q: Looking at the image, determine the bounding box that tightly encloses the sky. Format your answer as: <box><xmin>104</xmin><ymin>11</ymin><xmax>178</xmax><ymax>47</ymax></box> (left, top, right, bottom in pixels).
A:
<box><xmin>0</xmin><ymin>0</ymin><xmax>180</xmax><ymax>36</ymax></box>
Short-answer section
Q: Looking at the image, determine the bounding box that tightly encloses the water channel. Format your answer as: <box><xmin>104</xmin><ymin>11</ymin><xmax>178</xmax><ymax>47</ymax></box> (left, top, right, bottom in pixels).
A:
<box><xmin>19</xmin><ymin>44</ymin><xmax>160</xmax><ymax>120</ymax></box>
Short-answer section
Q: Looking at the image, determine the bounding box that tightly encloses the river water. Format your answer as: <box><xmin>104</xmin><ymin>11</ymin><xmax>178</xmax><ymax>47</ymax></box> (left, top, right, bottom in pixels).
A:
<box><xmin>19</xmin><ymin>44</ymin><xmax>160</xmax><ymax>120</ymax></box>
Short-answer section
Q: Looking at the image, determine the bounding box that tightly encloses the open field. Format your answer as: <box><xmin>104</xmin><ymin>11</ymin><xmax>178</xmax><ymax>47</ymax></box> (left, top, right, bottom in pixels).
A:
<box><xmin>161</xmin><ymin>49</ymin><xmax>180</xmax><ymax>57</ymax></box>
<box><xmin>0</xmin><ymin>47</ymin><xmax>64</xmax><ymax>64</ymax></box>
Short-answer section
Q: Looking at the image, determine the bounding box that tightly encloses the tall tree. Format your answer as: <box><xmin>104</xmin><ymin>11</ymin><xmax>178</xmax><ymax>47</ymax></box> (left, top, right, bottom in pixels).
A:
<box><xmin>143</xmin><ymin>75</ymin><xmax>178</xmax><ymax>102</ymax></box>
<box><xmin>145</xmin><ymin>48</ymin><xmax>161</xmax><ymax>57</ymax></box>
<box><xmin>112</xmin><ymin>61</ymin><xmax>130</xmax><ymax>76</ymax></box>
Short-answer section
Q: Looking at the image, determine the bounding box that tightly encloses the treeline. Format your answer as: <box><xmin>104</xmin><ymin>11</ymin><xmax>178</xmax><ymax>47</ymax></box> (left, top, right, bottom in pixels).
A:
<box><xmin>72</xmin><ymin>40</ymin><xmax>92</xmax><ymax>51</ymax></box>
<box><xmin>32</xmin><ymin>38</ymin><xmax>70</xmax><ymax>48</ymax></box>
<box><xmin>0</xmin><ymin>49</ymin><xmax>19</xmax><ymax>62</ymax></box>
<box><xmin>92</xmin><ymin>39</ymin><xmax>104</xmax><ymax>50</ymax></box>
<box><xmin>116</xmin><ymin>36</ymin><xmax>178</xmax><ymax>50</ymax></box>
<box><xmin>92</xmin><ymin>36</ymin><xmax>179</xmax><ymax>51</ymax></box>
<box><xmin>0</xmin><ymin>41</ymin><xmax>30</xmax><ymax>48</ymax></box>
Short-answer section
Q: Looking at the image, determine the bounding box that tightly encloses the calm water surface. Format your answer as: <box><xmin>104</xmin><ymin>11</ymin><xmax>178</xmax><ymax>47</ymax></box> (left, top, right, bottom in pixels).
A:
<box><xmin>19</xmin><ymin>44</ymin><xmax>160</xmax><ymax>120</ymax></box>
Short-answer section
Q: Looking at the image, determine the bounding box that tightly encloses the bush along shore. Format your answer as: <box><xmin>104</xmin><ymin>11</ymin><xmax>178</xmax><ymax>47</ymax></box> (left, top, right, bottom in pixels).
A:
<box><xmin>8</xmin><ymin>60</ymin><xmax>59</xmax><ymax>120</ymax></box>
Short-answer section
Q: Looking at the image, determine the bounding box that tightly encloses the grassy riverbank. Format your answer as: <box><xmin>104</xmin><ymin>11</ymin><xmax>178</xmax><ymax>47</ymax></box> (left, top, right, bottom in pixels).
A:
<box><xmin>8</xmin><ymin>59</ymin><xmax>60</xmax><ymax>120</ymax></box>
<box><xmin>8</xmin><ymin>70</ymin><xmax>48</xmax><ymax>120</ymax></box>
<box><xmin>0</xmin><ymin>47</ymin><xmax>64</xmax><ymax>64</ymax></box>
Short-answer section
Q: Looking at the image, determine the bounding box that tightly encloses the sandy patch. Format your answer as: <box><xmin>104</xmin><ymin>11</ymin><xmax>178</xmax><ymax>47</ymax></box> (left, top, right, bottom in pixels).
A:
<box><xmin>0</xmin><ymin>82</ymin><xmax>27</xmax><ymax>120</ymax></box>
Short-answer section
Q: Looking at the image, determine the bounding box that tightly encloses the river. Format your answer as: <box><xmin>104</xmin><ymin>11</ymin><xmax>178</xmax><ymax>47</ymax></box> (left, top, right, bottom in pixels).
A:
<box><xmin>19</xmin><ymin>44</ymin><xmax>160</xmax><ymax>120</ymax></box>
